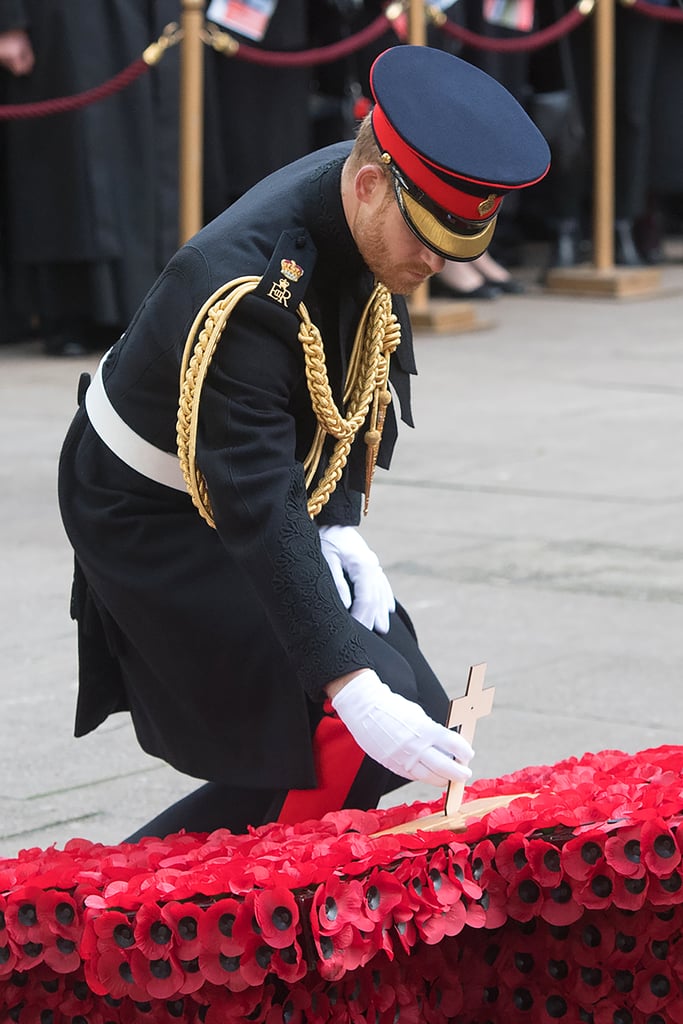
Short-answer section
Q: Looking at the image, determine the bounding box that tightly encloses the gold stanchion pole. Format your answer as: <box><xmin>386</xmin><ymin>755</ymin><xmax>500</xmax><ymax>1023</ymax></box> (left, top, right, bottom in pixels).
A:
<box><xmin>593</xmin><ymin>0</ymin><xmax>614</xmax><ymax>269</ymax></box>
<box><xmin>179</xmin><ymin>0</ymin><xmax>205</xmax><ymax>245</ymax></box>
<box><xmin>408</xmin><ymin>0</ymin><xmax>429</xmax><ymax>319</ymax></box>
<box><xmin>545</xmin><ymin>0</ymin><xmax>659</xmax><ymax>297</ymax></box>
<box><xmin>408</xmin><ymin>0</ymin><xmax>426</xmax><ymax>43</ymax></box>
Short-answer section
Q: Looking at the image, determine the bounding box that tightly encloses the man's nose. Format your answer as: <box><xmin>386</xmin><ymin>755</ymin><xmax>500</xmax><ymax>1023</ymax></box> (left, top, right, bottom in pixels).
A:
<box><xmin>421</xmin><ymin>248</ymin><xmax>446</xmax><ymax>274</ymax></box>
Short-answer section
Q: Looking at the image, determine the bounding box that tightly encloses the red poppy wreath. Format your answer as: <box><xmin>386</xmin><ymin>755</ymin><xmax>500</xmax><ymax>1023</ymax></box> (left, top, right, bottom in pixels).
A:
<box><xmin>1</xmin><ymin>745</ymin><xmax>683</xmax><ymax>1023</ymax></box>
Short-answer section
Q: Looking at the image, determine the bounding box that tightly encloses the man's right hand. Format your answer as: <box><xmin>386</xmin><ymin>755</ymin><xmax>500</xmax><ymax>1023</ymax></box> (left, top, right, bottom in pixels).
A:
<box><xmin>0</xmin><ymin>30</ymin><xmax>35</xmax><ymax>76</ymax></box>
<box><xmin>329</xmin><ymin>669</ymin><xmax>474</xmax><ymax>788</ymax></box>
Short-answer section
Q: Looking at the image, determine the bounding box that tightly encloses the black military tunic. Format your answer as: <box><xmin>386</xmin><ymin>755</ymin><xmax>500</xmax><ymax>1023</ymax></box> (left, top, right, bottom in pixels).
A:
<box><xmin>58</xmin><ymin>143</ymin><xmax>448</xmax><ymax>801</ymax></box>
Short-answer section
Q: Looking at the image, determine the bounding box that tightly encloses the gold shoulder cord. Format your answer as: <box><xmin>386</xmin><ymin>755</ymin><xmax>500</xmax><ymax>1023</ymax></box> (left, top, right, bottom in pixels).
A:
<box><xmin>176</xmin><ymin>277</ymin><xmax>401</xmax><ymax>528</ymax></box>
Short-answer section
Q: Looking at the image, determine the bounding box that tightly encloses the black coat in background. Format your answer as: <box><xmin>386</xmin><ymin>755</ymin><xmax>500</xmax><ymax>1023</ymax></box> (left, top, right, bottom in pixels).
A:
<box><xmin>58</xmin><ymin>144</ymin><xmax>449</xmax><ymax>795</ymax></box>
<box><xmin>2</xmin><ymin>0</ymin><xmax>181</xmax><ymax>333</ymax></box>
<box><xmin>649</xmin><ymin>23</ymin><xmax>683</xmax><ymax>199</ymax></box>
<box><xmin>205</xmin><ymin>0</ymin><xmax>312</xmax><ymax>217</ymax></box>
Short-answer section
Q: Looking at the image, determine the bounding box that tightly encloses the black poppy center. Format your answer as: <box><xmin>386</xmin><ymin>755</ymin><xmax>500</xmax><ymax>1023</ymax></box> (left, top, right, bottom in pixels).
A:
<box><xmin>219</xmin><ymin>953</ymin><xmax>240</xmax><ymax>972</ymax></box>
<box><xmin>581</xmin><ymin>841</ymin><xmax>602</xmax><ymax>864</ymax></box>
<box><xmin>150</xmin><ymin>922</ymin><xmax>172</xmax><ymax>945</ymax></box>
<box><xmin>616</xmin><ymin>932</ymin><xmax>637</xmax><ymax>952</ymax></box>
<box><xmin>366</xmin><ymin>886</ymin><xmax>380</xmax><ymax>911</ymax></box>
<box><xmin>514</xmin><ymin>952</ymin><xmax>534</xmax><ymax>973</ymax></box>
<box><xmin>55</xmin><ymin>902</ymin><xmax>75</xmax><ymax>926</ymax></box>
<box><xmin>650</xmin><ymin>974</ymin><xmax>670</xmax><ymax>997</ymax></box>
<box><xmin>581</xmin><ymin>967</ymin><xmax>602</xmax><ymax>987</ymax></box>
<box><xmin>547</xmin><ymin>958</ymin><xmax>568</xmax><ymax>980</ymax></box>
<box><xmin>178</xmin><ymin>916</ymin><xmax>197</xmax><ymax>940</ymax></box>
<box><xmin>518</xmin><ymin>879</ymin><xmax>540</xmax><ymax>904</ymax></box>
<box><xmin>219</xmin><ymin>913</ymin><xmax>235</xmax><ymax>937</ymax></box>
<box><xmin>17</xmin><ymin>904</ymin><xmax>37</xmax><ymax>927</ymax></box>
<box><xmin>583</xmin><ymin>924</ymin><xmax>602</xmax><ymax>948</ymax></box>
<box><xmin>513</xmin><ymin>988</ymin><xmax>533</xmax><ymax>1010</ymax></box>
<box><xmin>280</xmin><ymin>944</ymin><xmax>298</xmax><ymax>964</ymax></box>
<box><xmin>272</xmin><ymin>906</ymin><xmax>293</xmax><ymax>931</ymax></box>
<box><xmin>615</xmin><ymin>970</ymin><xmax>634</xmax><ymax>993</ymax></box>
<box><xmin>150</xmin><ymin>958</ymin><xmax>172</xmax><ymax>979</ymax></box>
<box><xmin>653</xmin><ymin>834</ymin><xmax>676</xmax><ymax>859</ymax></box>
<box><xmin>551</xmin><ymin>881</ymin><xmax>572</xmax><ymax>904</ymax></box>
<box><xmin>118</xmin><ymin>962</ymin><xmax>134</xmax><ymax>983</ymax></box>
<box><xmin>256</xmin><ymin>945</ymin><xmax>272</xmax><ymax>968</ymax></box>
<box><xmin>513</xmin><ymin>849</ymin><xmax>528</xmax><ymax>870</ymax></box>
<box><xmin>114</xmin><ymin>923</ymin><xmax>135</xmax><ymax>948</ymax></box>
<box><xmin>624</xmin><ymin>839</ymin><xmax>641</xmax><ymax>863</ymax></box>
<box><xmin>591</xmin><ymin>874</ymin><xmax>613</xmax><ymax>898</ymax></box>
<box><xmin>546</xmin><ymin>995</ymin><xmax>567</xmax><ymax>1019</ymax></box>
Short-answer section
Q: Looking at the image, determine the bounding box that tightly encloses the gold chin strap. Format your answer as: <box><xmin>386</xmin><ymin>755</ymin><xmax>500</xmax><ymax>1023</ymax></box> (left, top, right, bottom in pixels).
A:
<box><xmin>176</xmin><ymin>277</ymin><xmax>400</xmax><ymax>529</ymax></box>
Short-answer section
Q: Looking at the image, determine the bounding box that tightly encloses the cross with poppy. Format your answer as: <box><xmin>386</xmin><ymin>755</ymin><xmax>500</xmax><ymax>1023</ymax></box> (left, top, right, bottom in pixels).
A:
<box><xmin>445</xmin><ymin>662</ymin><xmax>494</xmax><ymax>816</ymax></box>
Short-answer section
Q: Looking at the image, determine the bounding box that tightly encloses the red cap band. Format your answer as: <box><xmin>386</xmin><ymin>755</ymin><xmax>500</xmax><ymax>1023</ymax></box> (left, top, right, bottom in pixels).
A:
<box><xmin>372</xmin><ymin>104</ymin><xmax>504</xmax><ymax>224</ymax></box>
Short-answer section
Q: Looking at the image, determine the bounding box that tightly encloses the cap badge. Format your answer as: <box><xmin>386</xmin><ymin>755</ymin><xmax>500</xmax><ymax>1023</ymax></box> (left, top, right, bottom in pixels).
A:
<box><xmin>478</xmin><ymin>193</ymin><xmax>499</xmax><ymax>217</ymax></box>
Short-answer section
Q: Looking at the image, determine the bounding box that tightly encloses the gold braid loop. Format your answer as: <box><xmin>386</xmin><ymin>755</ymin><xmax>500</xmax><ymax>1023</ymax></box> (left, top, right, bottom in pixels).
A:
<box><xmin>177</xmin><ymin>276</ymin><xmax>259</xmax><ymax>527</ymax></box>
<box><xmin>305</xmin><ymin>282</ymin><xmax>401</xmax><ymax>516</ymax></box>
<box><xmin>176</xmin><ymin>277</ymin><xmax>400</xmax><ymax>528</ymax></box>
<box><xmin>363</xmin><ymin>289</ymin><xmax>401</xmax><ymax>513</ymax></box>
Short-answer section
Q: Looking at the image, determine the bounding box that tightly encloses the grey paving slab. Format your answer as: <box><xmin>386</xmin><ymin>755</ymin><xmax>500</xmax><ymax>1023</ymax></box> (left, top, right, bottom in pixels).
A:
<box><xmin>1</xmin><ymin>264</ymin><xmax>682</xmax><ymax>857</ymax></box>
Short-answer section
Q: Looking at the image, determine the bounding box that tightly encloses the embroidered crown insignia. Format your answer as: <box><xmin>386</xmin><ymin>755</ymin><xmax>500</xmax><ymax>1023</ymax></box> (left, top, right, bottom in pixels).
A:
<box><xmin>281</xmin><ymin>258</ymin><xmax>304</xmax><ymax>282</ymax></box>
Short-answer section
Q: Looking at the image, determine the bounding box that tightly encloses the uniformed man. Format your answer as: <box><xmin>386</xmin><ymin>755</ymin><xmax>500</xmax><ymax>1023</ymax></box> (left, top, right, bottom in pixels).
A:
<box><xmin>58</xmin><ymin>45</ymin><xmax>550</xmax><ymax>840</ymax></box>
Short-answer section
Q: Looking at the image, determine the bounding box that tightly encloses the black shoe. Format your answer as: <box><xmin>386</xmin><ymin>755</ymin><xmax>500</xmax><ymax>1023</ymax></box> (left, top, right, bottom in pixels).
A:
<box><xmin>633</xmin><ymin>211</ymin><xmax>663</xmax><ymax>265</ymax></box>
<box><xmin>614</xmin><ymin>220</ymin><xmax>643</xmax><ymax>267</ymax></box>
<box><xmin>550</xmin><ymin>218</ymin><xmax>581</xmax><ymax>268</ymax></box>
<box><xmin>43</xmin><ymin>331</ymin><xmax>89</xmax><ymax>357</ymax></box>
<box><xmin>483</xmin><ymin>275</ymin><xmax>526</xmax><ymax>294</ymax></box>
<box><xmin>430</xmin><ymin>276</ymin><xmax>500</xmax><ymax>300</ymax></box>
<box><xmin>43</xmin><ymin>321</ymin><xmax>123</xmax><ymax>357</ymax></box>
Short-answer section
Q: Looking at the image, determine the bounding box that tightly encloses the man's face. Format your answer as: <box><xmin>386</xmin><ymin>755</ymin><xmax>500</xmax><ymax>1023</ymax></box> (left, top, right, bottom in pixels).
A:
<box><xmin>353</xmin><ymin>180</ymin><xmax>446</xmax><ymax>295</ymax></box>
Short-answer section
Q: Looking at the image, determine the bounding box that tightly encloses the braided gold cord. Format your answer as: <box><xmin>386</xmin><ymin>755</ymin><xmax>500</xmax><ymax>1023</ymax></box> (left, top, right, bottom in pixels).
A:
<box><xmin>176</xmin><ymin>277</ymin><xmax>400</xmax><ymax>527</ymax></box>
<box><xmin>177</xmin><ymin>277</ymin><xmax>259</xmax><ymax>526</ymax></box>
<box><xmin>363</xmin><ymin>298</ymin><xmax>401</xmax><ymax>512</ymax></box>
<box><xmin>302</xmin><ymin>291</ymin><xmax>378</xmax><ymax>489</ymax></box>
<box><xmin>303</xmin><ymin>283</ymin><xmax>400</xmax><ymax>518</ymax></box>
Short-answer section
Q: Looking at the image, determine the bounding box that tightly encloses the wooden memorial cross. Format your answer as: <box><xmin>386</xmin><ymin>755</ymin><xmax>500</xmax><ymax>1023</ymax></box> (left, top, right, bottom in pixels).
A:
<box><xmin>444</xmin><ymin>662</ymin><xmax>494</xmax><ymax>817</ymax></box>
<box><xmin>374</xmin><ymin>662</ymin><xmax>534</xmax><ymax>836</ymax></box>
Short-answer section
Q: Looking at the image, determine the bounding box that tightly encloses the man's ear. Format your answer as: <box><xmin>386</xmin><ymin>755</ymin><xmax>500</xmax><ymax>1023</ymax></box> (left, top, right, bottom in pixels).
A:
<box><xmin>354</xmin><ymin>164</ymin><xmax>389</xmax><ymax>207</ymax></box>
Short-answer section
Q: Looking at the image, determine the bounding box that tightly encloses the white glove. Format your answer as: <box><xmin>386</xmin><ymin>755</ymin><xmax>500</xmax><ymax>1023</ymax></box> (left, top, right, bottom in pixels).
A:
<box><xmin>318</xmin><ymin>525</ymin><xmax>395</xmax><ymax>634</ymax></box>
<box><xmin>331</xmin><ymin>670</ymin><xmax>474</xmax><ymax>788</ymax></box>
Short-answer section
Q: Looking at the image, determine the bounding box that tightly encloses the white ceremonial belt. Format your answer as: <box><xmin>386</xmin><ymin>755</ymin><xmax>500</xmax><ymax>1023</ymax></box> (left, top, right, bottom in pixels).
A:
<box><xmin>84</xmin><ymin>351</ymin><xmax>187</xmax><ymax>492</ymax></box>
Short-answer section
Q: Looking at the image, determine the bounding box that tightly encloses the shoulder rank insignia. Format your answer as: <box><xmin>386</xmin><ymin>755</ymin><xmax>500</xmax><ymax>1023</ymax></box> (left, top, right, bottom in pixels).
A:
<box><xmin>253</xmin><ymin>230</ymin><xmax>317</xmax><ymax>313</ymax></box>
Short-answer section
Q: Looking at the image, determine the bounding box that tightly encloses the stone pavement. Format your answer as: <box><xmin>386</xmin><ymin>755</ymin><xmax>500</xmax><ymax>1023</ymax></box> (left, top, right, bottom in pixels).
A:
<box><xmin>1</xmin><ymin>265</ymin><xmax>682</xmax><ymax>859</ymax></box>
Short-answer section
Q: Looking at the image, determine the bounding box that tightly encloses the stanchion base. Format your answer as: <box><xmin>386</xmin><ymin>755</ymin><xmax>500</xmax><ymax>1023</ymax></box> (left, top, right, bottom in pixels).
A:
<box><xmin>544</xmin><ymin>264</ymin><xmax>661</xmax><ymax>298</ymax></box>
<box><xmin>410</xmin><ymin>298</ymin><xmax>492</xmax><ymax>334</ymax></box>
<box><xmin>372</xmin><ymin>792</ymin><xmax>535</xmax><ymax>836</ymax></box>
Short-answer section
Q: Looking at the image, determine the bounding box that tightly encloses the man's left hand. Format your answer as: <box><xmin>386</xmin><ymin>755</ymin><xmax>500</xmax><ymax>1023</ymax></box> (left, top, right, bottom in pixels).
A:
<box><xmin>318</xmin><ymin>525</ymin><xmax>395</xmax><ymax>633</ymax></box>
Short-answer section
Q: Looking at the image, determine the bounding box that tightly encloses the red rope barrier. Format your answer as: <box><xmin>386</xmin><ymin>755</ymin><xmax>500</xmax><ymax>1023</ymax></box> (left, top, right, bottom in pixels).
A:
<box><xmin>0</xmin><ymin>57</ymin><xmax>150</xmax><ymax>121</ymax></box>
<box><xmin>3</xmin><ymin>2</ymin><xmax>676</xmax><ymax>124</ymax></box>
<box><xmin>628</xmin><ymin>0</ymin><xmax>683</xmax><ymax>21</ymax></box>
<box><xmin>437</xmin><ymin>4</ymin><xmax>590</xmax><ymax>53</ymax></box>
<box><xmin>223</xmin><ymin>11</ymin><xmax>394</xmax><ymax>67</ymax></box>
